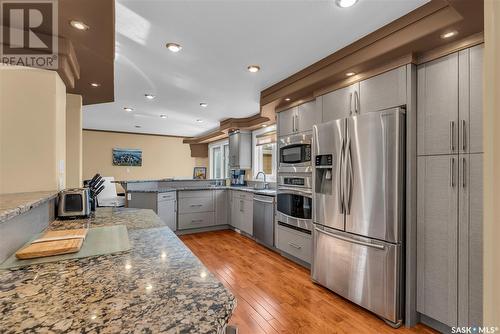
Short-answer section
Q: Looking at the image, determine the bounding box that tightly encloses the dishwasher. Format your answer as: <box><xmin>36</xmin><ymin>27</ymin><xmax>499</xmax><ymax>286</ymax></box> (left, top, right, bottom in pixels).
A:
<box><xmin>253</xmin><ymin>194</ymin><xmax>275</xmax><ymax>249</ymax></box>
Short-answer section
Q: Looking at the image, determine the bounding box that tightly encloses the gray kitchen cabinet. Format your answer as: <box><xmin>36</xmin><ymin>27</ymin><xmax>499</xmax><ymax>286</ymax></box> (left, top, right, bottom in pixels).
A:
<box><xmin>157</xmin><ymin>192</ymin><xmax>177</xmax><ymax>231</ymax></box>
<box><xmin>297</xmin><ymin>100</ymin><xmax>321</xmax><ymax>132</ymax></box>
<box><xmin>359</xmin><ymin>66</ymin><xmax>406</xmax><ymax>113</ymax></box>
<box><xmin>417</xmin><ymin>155</ymin><xmax>458</xmax><ymax>327</ymax></box>
<box><xmin>276</xmin><ymin>223</ymin><xmax>311</xmax><ymax>264</ymax></box>
<box><xmin>177</xmin><ymin>190</ymin><xmax>215</xmax><ymax>230</ymax></box>
<box><xmin>230</xmin><ymin>191</ymin><xmax>240</xmax><ymax>229</ymax></box>
<box><xmin>321</xmin><ymin>83</ymin><xmax>358</xmax><ymax>122</ymax></box>
<box><xmin>215</xmin><ymin>190</ymin><xmax>228</xmax><ymax>225</ymax></box>
<box><xmin>228</xmin><ymin>130</ymin><xmax>252</xmax><ymax>169</ymax></box>
<box><xmin>278</xmin><ymin>101</ymin><xmax>319</xmax><ymax>136</ymax></box>
<box><xmin>277</xmin><ymin>107</ymin><xmax>297</xmax><ymax>137</ymax></box>
<box><xmin>417</xmin><ymin>53</ymin><xmax>459</xmax><ymax>156</ymax></box>
<box><xmin>239</xmin><ymin>198</ymin><xmax>253</xmax><ymax>236</ymax></box>
<box><xmin>458</xmin><ymin>153</ymin><xmax>483</xmax><ymax>326</ymax></box>
<box><xmin>459</xmin><ymin>45</ymin><xmax>484</xmax><ymax>154</ymax></box>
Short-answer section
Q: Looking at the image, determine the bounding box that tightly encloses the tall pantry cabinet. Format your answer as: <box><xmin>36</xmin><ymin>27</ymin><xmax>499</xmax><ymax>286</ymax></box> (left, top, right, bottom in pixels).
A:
<box><xmin>416</xmin><ymin>44</ymin><xmax>483</xmax><ymax>329</ymax></box>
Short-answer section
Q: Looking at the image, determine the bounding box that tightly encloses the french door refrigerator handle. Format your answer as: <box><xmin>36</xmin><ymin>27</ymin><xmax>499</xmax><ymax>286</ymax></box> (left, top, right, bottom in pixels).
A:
<box><xmin>314</xmin><ymin>227</ymin><xmax>385</xmax><ymax>250</ymax></box>
<box><xmin>338</xmin><ymin>138</ymin><xmax>345</xmax><ymax>214</ymax></box>
<box><xmin>344</xmin><ymin>137</ymin><xmax>353</xmax><ymax>215</ymax></box>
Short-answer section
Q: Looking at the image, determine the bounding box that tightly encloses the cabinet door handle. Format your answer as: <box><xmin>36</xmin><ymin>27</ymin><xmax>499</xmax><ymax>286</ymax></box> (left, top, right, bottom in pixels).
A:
<box><xmin>349</xmin><ymin>93</ymin><xmax>353</xmax><ymax>116</ymax></box>
<box><xmin>354</xmin><ymin>91</ymin><xmax>359</xmax><ymax>114</ymax></box>
<box><xmin>462</xmin><ymin>119</ymin><xmax>467</xmax><ymax>151</ymax></box>
<box><xmin>450</xmin><ymin>157</ymin><xmax>455</xmax><ymax>188</ymax></box>
<box><xmin>288</xmin><ymin>242</ymin><xmax>302</xmax><ymax>249</ymax></box>
<box><xmin>462</xmin><ymin>157</ymin><xmax>466</xmax><ymax>188</ymax></box>
<box><xmin>451</xmin><ymin>121</ymin><xmax>455</xmax><ymax>152</ymax></box>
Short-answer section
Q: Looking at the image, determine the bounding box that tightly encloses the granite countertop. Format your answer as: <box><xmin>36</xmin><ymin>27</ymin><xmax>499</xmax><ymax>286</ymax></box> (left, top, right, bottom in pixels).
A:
<box><xmin>127</xmin><ymin>186</ymin><xmax>277</xmax><ymax>196</ymax></box>
<box><xmin>0</xmin><ymin>191</ymin><xmax>58</xmax><ymax>223</ymax></box>
<box><xmin>0</xmin><ymin>208</ymin><xmax>236</xmax><ymax>333</ymax></box>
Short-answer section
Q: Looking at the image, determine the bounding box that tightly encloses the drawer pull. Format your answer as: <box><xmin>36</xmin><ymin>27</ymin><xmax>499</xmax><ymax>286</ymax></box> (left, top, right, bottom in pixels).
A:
<box><xmin>288</xmin><ymin>242</ymin><xmax>302</xmax><ymax>249</ymax></box>
<box><xmin>191</xmin><ymin>219</ymin><xmax>204</xmax><ymax>223</ymax></box>
<box><xmin>190</xmin><ymin>204</ymin><xmax>203</xmax><ymax>207</ymax></box>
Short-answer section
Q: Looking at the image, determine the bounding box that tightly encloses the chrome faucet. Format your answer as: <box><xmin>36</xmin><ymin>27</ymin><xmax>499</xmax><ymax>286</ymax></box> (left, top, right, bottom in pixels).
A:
<box><xmin>255</xmin><ymin>172</ymin><xmax>269</xmax><ymax>189</ymax></box>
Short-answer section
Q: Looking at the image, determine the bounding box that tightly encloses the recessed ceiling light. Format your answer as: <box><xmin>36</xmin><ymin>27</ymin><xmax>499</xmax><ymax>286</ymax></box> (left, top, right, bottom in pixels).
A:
<box><xmin>160</xmin><ymin>114</ymin><xmax>167</xmax><ymax>118</ymax></box>
<box><xmin>441</xmin><ymin>31</ymin><xmax>458</xmax><ymax>39</ymax></box>
<box><xmin>247</xmin><ymin>65</ymin><xmax>261</xmax><ymax>73</ymax></box>
<box><xmin>261</xmin><ymin>124</ymin><xmax>267</xmax><ymax>128</ymax></box>
<box><xmin>69</xmin><ymin>20</ymin><xmax>89</xmax><ymax>31</ymax></box>
<box><xmin>124</xmin><ymin>107</ymin><xmax>133</xmax><ymax>112</ymax></box>
<box><xmin>89</xmin><ymin>82</ymin><xmax>100</xmax><ymax>87</ymax></box>
<box><xmin>166</xmin><ymin>43</ymin><xmax>182</xmax><ymax>53</ymax></box>
<box><xmin>196</xmin><ymin>119</ymin><xmax>204</xmax><ymax>123</ymax></box>
<box><xmin>285</xmin><ymin>98</ymin><xmax>291</xmax><ymax>101</ymax></box>
<box><xmin>135</xmin><ymin>125</ymin><xmax>141</xmax><ymax>128</ymax></box>
<box><xmin>145</xmin><ymin>94</ymin><xmax>155</xmax><ymax>100</ymax></box>
<box><xmin>336</xmin><ymin>0</ymin><xmax>358</xmax><ymax>8</ymax></box>
<box><xmin>346</xmin><ymin>72</ymin><xmax>356</xmax><ymax>77</ymax></box>
<box><xmin>200</xmin><ymin>102</ymin><xmax>208</xmax><ymax>108</ymax></box>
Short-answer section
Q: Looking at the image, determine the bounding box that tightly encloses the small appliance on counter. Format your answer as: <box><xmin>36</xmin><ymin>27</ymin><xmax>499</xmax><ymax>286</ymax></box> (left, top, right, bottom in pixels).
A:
<box><xmin>57</xmin><ymin>188</ymin><xmax>91</xmax><ymax>219</ymax></box>
<box><xmin>230</xmin><ymin>169</ymin><xmax>247</xmax><ymax>186</ymax></box>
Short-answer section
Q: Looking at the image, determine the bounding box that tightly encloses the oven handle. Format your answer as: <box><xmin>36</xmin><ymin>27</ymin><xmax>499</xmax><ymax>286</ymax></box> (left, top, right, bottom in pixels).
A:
<box><xmin>277</xmin><ymin>211</ymin><xmax>313</xmax><ymax>223</ymax></box>
<box><xmin>277</xmin><ymin>187</ymin><xmax>312</xmax><ymax>197</ymax></box>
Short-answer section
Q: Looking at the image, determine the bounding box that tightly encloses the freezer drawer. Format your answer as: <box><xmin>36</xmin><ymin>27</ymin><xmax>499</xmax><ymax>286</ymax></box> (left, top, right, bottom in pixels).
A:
<box><xmin>312</xmin><ymin>225</ymin><xmax>402</xmax><ymax>324</ymax></box>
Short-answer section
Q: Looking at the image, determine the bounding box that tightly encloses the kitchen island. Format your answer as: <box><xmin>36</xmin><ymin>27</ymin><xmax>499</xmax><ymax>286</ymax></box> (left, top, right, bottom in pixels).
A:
<box><xmin>0</xmin><ymin>207</ymin><xmax>235</xmax><ymax>333</ymax></box>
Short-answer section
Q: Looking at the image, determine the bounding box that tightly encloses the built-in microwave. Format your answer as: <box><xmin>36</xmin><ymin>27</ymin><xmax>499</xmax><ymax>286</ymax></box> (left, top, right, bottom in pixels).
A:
<box><xmin>278</xmin><ymin>132</ymin><xmax>312</xmax><ymax>173</ymax></box>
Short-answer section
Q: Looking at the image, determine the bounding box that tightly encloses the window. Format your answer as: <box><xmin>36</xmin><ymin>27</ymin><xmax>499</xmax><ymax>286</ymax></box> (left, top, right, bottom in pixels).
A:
<box><xmin>209</xmin><ymin>140</ymin><xmax>229</xmax><ymax>179</ymax></box>
<box><xmin>253</xmin><ymin>125</ymin><xmax>277</xmax><ymax>182</ymax></box>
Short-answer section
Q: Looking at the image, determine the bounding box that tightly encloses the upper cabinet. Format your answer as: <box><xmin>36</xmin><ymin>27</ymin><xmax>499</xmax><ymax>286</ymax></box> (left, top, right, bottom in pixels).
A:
<box><xmin>319</xmin><ymin>66</ymin><xmax>407</xmax><ymax>123</ymax></box>
<box><xmin>359</xmin><ymin>66</ymin><xmax>406</xmax><ymax>114</ymax></box>
<box><xmin>468</xmin><ymin>45</ymin><xmax>484</xmax><ymax>153</ymax></box>
<box><xmin>417</xmin><ymin>53</ymin><xmax>459</xmax><ymax>156</ymax></box>
<box><xmin>321</xmin><ymin>83</ymin><xmax>359</xmax><ymax>122</ymax></box>
<box><xmin>228</xmin><ymin>130</ymin><xmax>252</xmax><ymax>170</ymax></box>
<box><xmin>278</xmin><ymin>100</ymin><xmax>320</xmax><ymax>136</ymax></box>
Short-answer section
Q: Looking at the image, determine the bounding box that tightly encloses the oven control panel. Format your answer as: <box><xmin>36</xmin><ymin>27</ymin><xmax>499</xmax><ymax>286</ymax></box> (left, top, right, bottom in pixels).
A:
<box><xmin>315</xmin><ymin>154</ymin><xmax>333</xmax><ymax>166</ymax></box>
<box><xmin>283</xmin><ymin>177</ymin><xmax>306</xmax><ymax>186</ymax></box>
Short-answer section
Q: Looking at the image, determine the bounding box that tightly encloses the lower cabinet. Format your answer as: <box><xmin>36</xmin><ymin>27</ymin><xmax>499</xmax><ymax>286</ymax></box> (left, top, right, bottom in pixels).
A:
<box><xmin>177</xmin><ymin>190</ymin><xmax>215</xmax><ymax>230</ymax></box>
<box><xmin>157</xmin><ymin>192</ymin><xmax>177</xmax><ymax>231</ymax></box>
<box><xmin>276</xmin><ymin>223</ymin><xmax>312</xmax><ymax>264</ymax></box>
<box><xmin>230</xmin><ymin>191</ymin><xmax>253</xmax><ymax>236</ymax></box>
<box><xmin>417</xmin><ymin>154</ymin><xmax>483</xmax><ymax>328</ymax></box>
<box><xmin>215</xmin><ymin>190</ymin><xmax>228</xmax><ymax>225</ymax></box>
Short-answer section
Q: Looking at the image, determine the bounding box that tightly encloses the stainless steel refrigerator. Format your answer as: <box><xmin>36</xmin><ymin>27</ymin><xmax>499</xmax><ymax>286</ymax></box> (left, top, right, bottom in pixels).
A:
<box><xmin>311</xmin><ymin>107</ymin><xmax>405</xmax><ymax>327</ymax></box>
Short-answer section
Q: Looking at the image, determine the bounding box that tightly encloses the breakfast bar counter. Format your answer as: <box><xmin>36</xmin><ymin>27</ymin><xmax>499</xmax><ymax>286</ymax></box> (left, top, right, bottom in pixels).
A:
<box><xmin>0</xmin><ymin>208</ymin><xmax>235</xmax><ymax>333</ymax></box>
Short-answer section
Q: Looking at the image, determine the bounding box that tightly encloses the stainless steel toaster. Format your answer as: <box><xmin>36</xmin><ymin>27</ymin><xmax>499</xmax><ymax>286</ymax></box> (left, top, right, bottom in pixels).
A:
<box><xmin>57</xmin><ymin>188</ymin><xmax>91</xmax><ymax>218</ymax></box>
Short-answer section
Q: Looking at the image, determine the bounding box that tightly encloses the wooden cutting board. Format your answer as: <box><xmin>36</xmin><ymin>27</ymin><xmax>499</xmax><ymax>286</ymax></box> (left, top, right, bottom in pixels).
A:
<box><xmin>16</xmin><ymin>229</ymin><xmax>88</xmax><ymax>260</ymax></box>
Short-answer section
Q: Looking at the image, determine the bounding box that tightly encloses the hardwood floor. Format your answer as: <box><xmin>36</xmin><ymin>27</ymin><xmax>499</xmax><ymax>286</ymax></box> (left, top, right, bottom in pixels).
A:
<box><xmin>180</xmin><ymin>230</ymin><xmax>436</xmax><ymax>334</ymax></box>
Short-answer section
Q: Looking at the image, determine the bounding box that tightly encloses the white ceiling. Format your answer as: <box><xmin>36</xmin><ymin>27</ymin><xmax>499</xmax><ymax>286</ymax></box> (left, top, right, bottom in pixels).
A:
<box><xmin>83</xmin><ymin>0</ymin><xmax>429</xmax><ymax>137</ymax></box>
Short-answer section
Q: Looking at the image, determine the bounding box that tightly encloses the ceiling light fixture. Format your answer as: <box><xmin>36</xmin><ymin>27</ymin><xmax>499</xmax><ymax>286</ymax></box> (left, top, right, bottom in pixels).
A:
<box><xmin>89</xmin><ymin>82</ymin><xmax>100</xmax><ymax>87</ymax></box>
<box><xmin>199</xmin><ymin>102</ymin><xmax>208</xmax><ymax>108</ymax></box>
<box><xmin>196</xmin><ymin>119</ymin><xmax>204</xmax><ymax>123</ymax></box>
<box><xmin>247</xmin><ymin>65</ymin><xmax>261</xmax><ymax>73</ymax></box>
<box><xmin>335</xmin><ymin>0</ymin><xmax>358</xmax><ymax>8</ymax></box>
<box><xmin>124</xmin><ymin>107</ymin><xmax>133</xmax><ymax>112</ymax></box>
<box><xmin>261</xmin><ymin>124</ymin><xmax>267</xmax><ymax>128</ymax></box>
<box><xmin>160</xmin><ymin>114</ymin><xmax>167</xmax><ymax>118</ymax></box>
<box><xmin>441</xmin><ymin>30</ymin><xmax>458</xmax><ymax>39</ymax></box>
<box><xmin>166</xmin><ymin>43</ymin><xmax>182</xmax><ymax>53</ymax></box>
<box><xmin>346</xmin><ymin>72</ymin><xmax>356</xmax><ymax>77</ymax></box>
<box><xmin>145</xmin><ymin>94</ymin><xmax>155</xmax><ymax>100</ymax></box>
<box><xmin>285</xmin><ymin>98</ymin><xmax>291</xmax><ymax>101</ymax></box>
<box><xmin>69</xmin><ymin>20</ymin><xmax>89</xmax><ymax>31</ymax></box>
